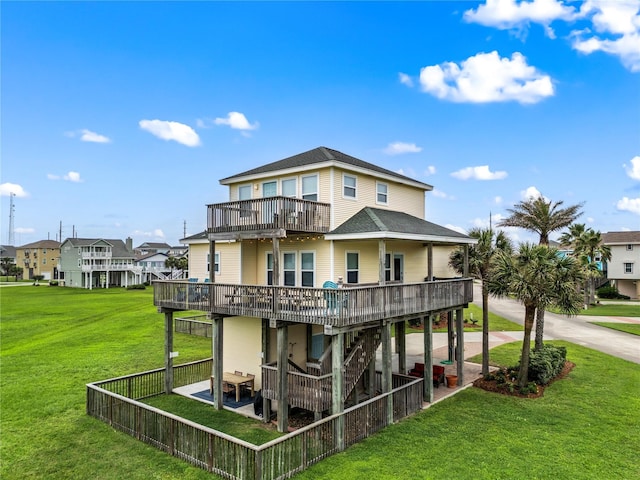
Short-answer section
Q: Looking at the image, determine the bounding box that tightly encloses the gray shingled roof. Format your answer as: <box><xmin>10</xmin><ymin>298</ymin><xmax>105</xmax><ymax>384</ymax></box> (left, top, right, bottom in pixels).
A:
<box><xmin>326</xmin><ymin>207</ymin><xmax>475</xmax><ymax>244</ymax></box>
<box><xmin>219</xmin><ymin>146</ymin><xmax>432</xmax><ymax>189</ymax></box>
<box><xmin>17</xmin><ymin>240</ymin><xmax>61</xmax><ymax>249</ymax></box>
<box><xmin>602</xmin><ymin>231</ymin><xmax>640</xmax><ymax>244</ymax></box>
<box><xmin>62</xmin><ymin>238</ymin><xmax>135</xmax><ymax>258</ymax></box>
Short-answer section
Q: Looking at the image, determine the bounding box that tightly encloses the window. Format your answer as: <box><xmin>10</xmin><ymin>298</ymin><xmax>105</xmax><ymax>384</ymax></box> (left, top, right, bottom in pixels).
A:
<box><xmin>301</xmin><ymin>252</ymin><xmax>315</xmax><ymax>287</ymax></box>
<box><xmin>624</xmin><ymin>263</ymin><xmax>634</xmax><ymax>274</ymax></box>
<box><xmin>343</xmin><ymin>174</ymin><xmax>357</xmax><ymax>199</ymax></box>
<box><xmin>43</xmin><ymin>258</ymin><xmax>47</xmax><ymax>265</ymax></box>
<box><xmin>283</xmin><ymin>252</ymin><xmax>296</xmax><ymax>286</ymax></box>
<box><xmin>238</xmin><ymin>184</ymin><xmax>252</xmax><ymax>200</ymax></box>
<box><xmin>266</xmin><ymin>253</ymin><xmax>274</xmax><ymax>285</ymax></box>
<box><xmin>214</xmin><ymin>252</ymin><xmax>220</xmax><ymax>274</ymax></box>
<box><xmin>263</xmin><ymin>181</ymin><xmax>277</xmax><ymax>198</ymax></box>
<box><xmin>377</xmin><ymin>182</ymin><xmax>388</xmax><ymax>204</ymax></box>
<box><xmin>282</xmin><ymin>178</ymin><xmax>297</xmax><ymax>197</ymax></box>
<box><xmin>627</xmin><ymin>244</ymin><xmax>634</xmax><ymax>251</ymax></box>
<box><xmin>384</xmin><ymin>253</ymin><xmax>391</xmax><ymax>282</ymax></box>
<box><xmin>346</xmin><ymin>252</ymin><xmax>359</xmax><ymax>284</ymax></box>
<box><xmin>301</xmin><ymin>175</ymin><xmax>318</xmax><ymax>201</ymax></box>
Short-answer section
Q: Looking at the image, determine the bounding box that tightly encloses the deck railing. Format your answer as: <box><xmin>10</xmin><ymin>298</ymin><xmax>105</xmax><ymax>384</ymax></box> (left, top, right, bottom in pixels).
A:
<box><xmin>207</xmin><ymin>197</ymin><xmax>331</xmax><ymax>236</ymax></box>
<box><xmin>154</xmin><ymin>279</ymin><xmax>473</xmax><ymax>327</ymax></box>
<box><xmin>87</xmin><ymin>362</ymin><xmax>423</xmax><ymax>480</ymax></box>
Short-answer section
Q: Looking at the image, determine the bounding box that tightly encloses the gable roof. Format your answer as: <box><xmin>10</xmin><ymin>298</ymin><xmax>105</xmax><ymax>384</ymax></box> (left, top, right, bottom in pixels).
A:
<box><xmin>1</xmin><ymin>245</ymin><xmax>17</xmax><ymax>258</ymax></box>
<box><xmin>325</xmin><ymin>207</ymin><xmax>475</xmax><ymax>245</ymax></box>
<box><xmin>17</xmin><ymin>240</ymin><xmax>61</xmax><ymax>249</ymax></box>
<box><xmin>135</xmin><ymin>242</ymin><xmax>171</xmax><ymax>249</ymax></box>
<box><xmin>220</xmin><ymin>146</ymin><xmax>432</xmax><ymax>191</ymax></box>
<box><xmin>61</xmin><ymin>238</ymin><xmax>135</xmax><ymax>258</ymax></box>
<box><xmin>602</xmin><ymin>231</ymin><xmax>640</xmax><ymax>244</ymax></box>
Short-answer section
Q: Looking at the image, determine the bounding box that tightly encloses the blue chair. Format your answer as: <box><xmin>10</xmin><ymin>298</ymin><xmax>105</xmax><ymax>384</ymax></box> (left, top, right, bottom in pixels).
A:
<box><xmin>323</xmin><ymin>281</ymin><xmax>344</xmax><ymax>314</ymax></box>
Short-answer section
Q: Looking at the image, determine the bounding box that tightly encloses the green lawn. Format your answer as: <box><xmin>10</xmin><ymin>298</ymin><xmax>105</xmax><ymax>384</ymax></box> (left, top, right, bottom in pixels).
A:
<box><xmin>580</xmin><ymin>303</ymin><xmax>640</xmax><ymax>317</ymax></box>
<box><xmin>2</xmin><ymin>286</ymin><xmax>638</xmax><ymax>479</ymax></box>
<box><xmin>406</xmin><ymin>303</ymin><xmax>523</xmax><ymax>334</ymax></box>
<box><xmin>590</xmin><ymin>322</ymin><xmax>640</xmax><ymax>336</ymax></box>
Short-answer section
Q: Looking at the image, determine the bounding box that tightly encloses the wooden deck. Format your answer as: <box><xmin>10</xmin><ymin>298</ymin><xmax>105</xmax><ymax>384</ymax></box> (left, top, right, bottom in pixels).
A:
<box><xmin>154</xmin><ymin>279</ymin><xmax>473</xmax><ymax>327</ymax></box>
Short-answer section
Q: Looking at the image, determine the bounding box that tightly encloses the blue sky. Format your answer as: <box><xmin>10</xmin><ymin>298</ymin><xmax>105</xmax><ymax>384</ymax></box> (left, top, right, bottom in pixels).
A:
<box><xmin>2</xmin><ymin>0</ymin><xmax>639</xmax><ymax>248</ymax></box>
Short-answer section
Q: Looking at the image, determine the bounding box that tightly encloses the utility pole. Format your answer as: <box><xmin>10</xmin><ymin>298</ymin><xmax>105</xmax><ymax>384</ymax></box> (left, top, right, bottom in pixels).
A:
<box><xmin>8</xmin><ymin>193</ymin><xmax>15</xmax><ymax>245</ymax></box>
<box><xmin>183</xmin><ymin>220</ymin><xmax>187</xmax><ymax>241</ymax></box>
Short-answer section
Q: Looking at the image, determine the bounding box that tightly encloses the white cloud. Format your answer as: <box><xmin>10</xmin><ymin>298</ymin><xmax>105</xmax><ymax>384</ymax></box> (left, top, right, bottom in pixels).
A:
<box><xmin>65</xmin><ymin>129</ymin><xmax>111</xmax><ymax>143</ymax></box>
<box><xmin>624</xmin><ymin>155</ymin><xmax>640</xmax><ymax>180</ymax></box>
<box><xmin>213</xmin><ymin>112</ymin><xmax>259</xmax><ymax>131</ymax></box>
<box><xmin>396</xmin><ymin>167</ymin><xmax>418</xmax><ymax>178</ymax></box>
<box><xmin>521</xmin><ymin>185</ymin><xmax>544</xmax><ymax>199</ymax></box>
<box><xmin>425</xmin><ymin>165</ymin><xmax>437</xmax><ymax>176</ymax></box>
<box><xmin>494</xmin><ymin>196</ymin><xmax>503</xmax><ymax>204</ymax></box>
<box><xmin>398</xmin><ymin>72</ymin><xmax>414</xmax><ymax>87</ymax></box>
<box><xmin>384</xmin><ymin>142</ymin><xmax>422</xmax><ymax>155</ymax></box>
<box><xmin>616</xmin><ymin>196</ymin><xmax>640</xmax><ymax>214</ymax></box>
<box><xmin>419</xmin><ymin>51</ymin><xmax>554</xmax><ymax>104</ymax></box>
<box><xmin>586</xmin><ymin>216</ymin><xmax>595</xmax><ymax>223</ymax></box>
<box><xmin>431</xmin><ymin>189</ymin><xmax>454</xmax><ymax>199</ymax></box>
<box><xmin>15</xmin><ymin>227</ymin><xmax>35</xmax><ymax>234</ymax></box>
<box><xmin>0</xmin><ymin>183</ymin><xmax>29</xmax><ymax>197</ymax></box>
<box><xmin>139</xmin><ymin>119</ymin><xmax>201</xmax><ymax>147</ymax></box>
<box><xmin>464</xmin><ymin>0</ymin><xmax>577</xmax><ymax>36</ymax></box>
<box><xmin>445</xmin><ymin>224</ymin><xmax>467</xmax><ymax>234</ymax></box>
<box><xmin>47</xmin><ymin>174</ymin><xmax>60</xmax><ymax>180</ymax></box>
<box><xmin>451</xmin><ymin>165</ymin><xmax>508</xmax><ymax>180</ymax></box>
<box><xmin>133</xmin><ymin>229</ymin><xmax>166</xmax><ymax>239</ymax></box>
<box><xmin>64</xmin><ymin>171</ymin><xmax>82</xmax><ymax>182</ymax></box>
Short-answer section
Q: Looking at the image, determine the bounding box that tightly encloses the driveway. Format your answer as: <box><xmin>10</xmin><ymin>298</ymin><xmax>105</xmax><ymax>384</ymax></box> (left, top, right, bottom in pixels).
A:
<box><xmin>472</xmin><ymin>283</ymin><xmax>640</xmax><ymax>364</ymax></box>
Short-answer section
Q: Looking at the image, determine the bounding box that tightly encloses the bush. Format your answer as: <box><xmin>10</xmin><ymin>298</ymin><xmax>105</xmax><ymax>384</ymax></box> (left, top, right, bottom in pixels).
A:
<box><xmin>526</xmin><ymin>345</ymin><xmax>567</xmax><ymax>385</ymax></box>
<box><xmin>597</xmin><ymin>286</ymin><xmax>630</xmax><ymax>300</ymax></box>
<box><xmin>126</xmin><ymin>284</ymin><xmax>146</xmax><ymax>290</ymax></box>
<box><xmin>49</xmin><ymin>281</ymin><xmax>59</xmax><ymax>286</ymax></box>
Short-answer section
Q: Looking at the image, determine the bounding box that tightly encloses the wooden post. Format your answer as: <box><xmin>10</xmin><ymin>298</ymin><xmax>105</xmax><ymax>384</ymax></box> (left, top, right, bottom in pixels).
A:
<box><xmin>164</xmin><ymin>310</ymin><xmax>174</xmax><ymax>394</ymax></box>
<box><xmin>456</xmin><ymin>308</ymin><xmax>464</xmax><ymax>385</ymax></box>
<box><xmin>427</xmin><ymin>243</ymin><xmax>433</xmax><ymax>281</ymax></box>
<box><xmin>277</xmin><ymin>323</ymin><xmax>288</xmax><ymax>432</ymax></box>
<box><xmin>381</xmin><ymin>321</ymin><xmax>393</xmax><ymax>426</ymax></box>
<box><xmin>212</xmin><ymin>315</ymin><xmax>224</xmax><ymax>410</ymax></box>
<box><xmin>378</xmin><ymin>239</ymin><xmax>386</xmax><ymax>285</ymax></box>
<box><xmin>423</xmin><ymin>314</ymin><xmax>434</xmax><ymax>403</ymax></box>
<box><xmin>209</xmin><ymin>240</ymin><xmax>216</xmax><ymax>283</ymax></box>
<box><xmin>447</xmin><ymin>311</ymin><xmax>455</xmax><ymax>362</ymax></box>
<box><xmin>272</xmin><ymin>237</ymin><xmax>280</xmax><ymax>286</ymax></box>
<box><xmin>331</xmin><ymin>332</ymin><xmax>345</xmax><ymax>451</ymax></box>
<box><xmin>396</xmin><ymin>320</ymin><xmax>406</xmax><ymax>374</ymax></box>
<box><xmin>463</xmin><ymin>244</ymin><xmax>469</xmax><ymax>278</ymax></box>
<box><xmin>261</xmin><ymin>318</ymin><xmax>271</xmax><ymax>422</ymax></box>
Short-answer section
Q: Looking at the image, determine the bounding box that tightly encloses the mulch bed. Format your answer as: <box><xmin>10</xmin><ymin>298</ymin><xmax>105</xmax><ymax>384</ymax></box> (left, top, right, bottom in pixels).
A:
<box><xmin>473</xmin><ymin>361</ymin><xmax>575</xmax><ymax>398</ymax></box>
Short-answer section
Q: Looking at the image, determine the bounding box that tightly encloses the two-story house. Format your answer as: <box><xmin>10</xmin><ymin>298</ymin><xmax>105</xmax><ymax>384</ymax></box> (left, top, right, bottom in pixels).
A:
<box><xmin>15</xmin><ymin>240</ymin><xmax>61</xmax><ymax>280</ymax></box>
<box><xmin>156</xmin><ymin>147</ymin><xmax>475</xmax><ymax>425</ymax></box>
<box><xmin>602</xmin><ymin>231</ymin><xmax>640</xmax><ymax>299</ymax></box>
<box><xmin>59</xmin><ymin>237</ymin><xmax>142</xmax><ymax>288</ymax></box>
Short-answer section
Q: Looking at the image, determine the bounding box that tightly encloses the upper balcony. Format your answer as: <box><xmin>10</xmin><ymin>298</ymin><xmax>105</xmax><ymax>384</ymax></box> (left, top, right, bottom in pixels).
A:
<box><xmin>154</xmin><ymin>279</ymin><xmax>473</xmax><ymax>328</ymax></box>
<box><xmin>82</xmin><ymin>251</ymin><xmax>112</xmax><ymax>259</ymax></box>
<box><xmin>207</xmin><ymin>197</ymin><xmax>331</xmax><ymax>240</ymax></box>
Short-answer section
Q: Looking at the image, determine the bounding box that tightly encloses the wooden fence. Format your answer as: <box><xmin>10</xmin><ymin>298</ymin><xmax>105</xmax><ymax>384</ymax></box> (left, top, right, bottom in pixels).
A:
<box><xmin>87</xmin><ymin>362</ymin><xmax>423</xmax><ymax>480</ymax></box>
<box><xmin>175</xmin><ymin>315</ymin><xmax>212</xmax><ymax>338</ymax></box>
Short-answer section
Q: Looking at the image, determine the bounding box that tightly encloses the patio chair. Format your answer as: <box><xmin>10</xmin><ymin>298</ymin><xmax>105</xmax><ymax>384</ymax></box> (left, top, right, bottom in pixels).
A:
<box><xmin>241</xmin><ymin>373</ymin><xmax>255</xmax><ymax>397</ymax></box>
<box><xmin>222</xmin><ymin>381</ymin><xmax>236</xmax><ymax>401</ymax></box>
<box><xmin>323</xmin><ymin>281</ymin><xmax>347</xmax><ymax>314</ymax></box>
<box><xmin>234</xmin><ymin>370</ymin><xmax>243</xmax><ymax>376</ymax></box>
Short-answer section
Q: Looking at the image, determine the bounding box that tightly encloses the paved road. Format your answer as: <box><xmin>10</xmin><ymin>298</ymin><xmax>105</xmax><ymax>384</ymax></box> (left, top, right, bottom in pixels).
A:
<box><xmin>472</xmin><ymin>283</ymin><xmax>640</xmax><ymax>364</ymax></box>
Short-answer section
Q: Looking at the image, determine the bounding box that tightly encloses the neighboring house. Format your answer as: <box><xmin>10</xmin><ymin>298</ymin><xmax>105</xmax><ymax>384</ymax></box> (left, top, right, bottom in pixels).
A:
<box><xmin>134</xmin><ymin>242</ymin><xmax>172</xmax><ymax>256</ymax></box>
<box><xmin>602</xmin><ymin>231</ymin><xmax>640</xmax><ymax>299</ymax></box>
<box><xmin>136</xmin><ymin>251</ymin><xmax>171</xmax><ymax>283</ymax></box>
<box><xmin>168</xmin><ymin>244</ymin><xmax>188</xmax><ymax>257</ymax></box>
<box><xmin>0</xmin><ymin>245</ymin><xmax>17</xmax><ymax>263</ymax></box>
<box><xmin>90</xmin><ymin>146</ymin><xmax>476</xmax><ymax>477</ymax></box>
<box><xmin>59</xmin><ymin>237</ymin><xmax>142</xmax><ymax>289</ymax></box>
<box><xmin>15</xmin><ymin>240</ymin><xmax>61</xmax><ymax>280</ymax></box>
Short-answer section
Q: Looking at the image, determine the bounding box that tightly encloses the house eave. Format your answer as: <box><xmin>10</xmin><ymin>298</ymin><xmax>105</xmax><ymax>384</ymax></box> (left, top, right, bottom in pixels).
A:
<box><xmin>324</xmin><ymin>231</ymin><xmax>477</xmax><ymax>245</ymax></box>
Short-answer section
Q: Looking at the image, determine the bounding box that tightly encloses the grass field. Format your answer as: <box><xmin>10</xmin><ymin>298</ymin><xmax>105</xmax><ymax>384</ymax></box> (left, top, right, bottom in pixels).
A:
<box><xmin>2</xmin><ymin>286</ymin><xmax>638</xmax><ymax>479</ymax></box>
<box><xmin>581</xmin><ymin>303</ymin><xmax>640</xmax><ymax>317</ymax></box>
<box><xmin>590</xmin><ymin>321</ymin><xmax>640</xmax><ymax>336</ymax></box>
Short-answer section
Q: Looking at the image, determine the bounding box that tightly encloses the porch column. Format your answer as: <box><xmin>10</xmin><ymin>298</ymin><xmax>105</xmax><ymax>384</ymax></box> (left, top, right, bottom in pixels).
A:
<box><xmin>331</xmin><ymin>332</ymin><xmax>345</xmax><ymax>451</ymax></box>
<box><xmin>427</xmin><ymin>243</ymin><xmax>433</xmax><ymax>281</ymax></box>
<box><xmin>381</xmin><ymin>321</ymin><xmax>393</xmax><ymax>426</ymax></box>
<box><xmin>261</xmin><ymin>318</ymin><xmax>271</xmax><ymax>422</ymax></box>
<box><xmin>396</xmin><ymin>320</ymin><xmax>406</xmax><ymax>374</ymax></box>
<box><xmin>378</xmin><ymin>239</ymin><xmax>386</xmax><ymax>285</ymax></box>
<box><xmin>447</xmin><ymin>311</ymin><xmax>455</xmax><ymax>362</ymax></box>
<box><xmin>423</xmin><ymin>314</ymin><xmax>434</xmax><ymax>403</ymax></box>
<box><xmin>209</xmin><ymin>240</ymin><xmax>216</xmax><ymax>283</ymax></box>
<box><xmin>272</xmin><ymin>238</ymin><xmax>280</xmax><ymax>286</ymax></box>
<box><xmin>164</xmin><ymin>310</ymin><xmax>174</xmax><ymax>394</ymax></box>
<box><xmin>277</xmin><ymin>323</ymin><xmax>288</xmax><ymax>432</ymax></box>
<box><xmin>212</xmin><ymin>315</ymin><xmax>224</xmax><ymax>410</ymax></box>
<box><xmin>455</xmin><ymin>308</ymin><xmax>464</xmax><ymax>385</ymax></box>
<box><xmin>463</xmin><ymin>244</ymin><xmax>470</xmax><ymax>277</ymax></box>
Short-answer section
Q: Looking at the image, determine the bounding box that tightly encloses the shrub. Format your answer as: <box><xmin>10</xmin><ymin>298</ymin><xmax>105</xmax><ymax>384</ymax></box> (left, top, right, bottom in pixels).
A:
<box><xmin>597</xmin><ymin>286</ymin><xmax>630</xmax><ymax>300</ymax></box>
<box><xmin>526</xmin><ymin>345</ymin><xmax>567</xmax><ymax>385</ymax></box>
<box><xmin>49</xmin><ymin>281</ymin><xmax>59</xmax><ymax>286</ymax></box>
<box><xmin>126</xmin><ymin>284</ymin><xmax>146</xmax><ymax>290</ymax></box>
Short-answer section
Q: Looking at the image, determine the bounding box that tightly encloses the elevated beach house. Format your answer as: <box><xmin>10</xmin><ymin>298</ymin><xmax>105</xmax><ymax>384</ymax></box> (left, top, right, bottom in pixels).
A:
<box><xmin>88</xmin><ymin>147</ymin><xmax>476</xmax><ymax>478</ymax></box>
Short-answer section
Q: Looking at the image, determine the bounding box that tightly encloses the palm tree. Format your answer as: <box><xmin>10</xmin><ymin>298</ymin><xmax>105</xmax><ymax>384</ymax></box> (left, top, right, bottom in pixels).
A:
<box><xmin>498</xmin><ymin>196</ymin><xmax>584</xmax><ymax>351</ymax></box>
<box><xmin>559</xmin><ymin>224</ymin><xmax>612</xmax><ymax>305</ymax></box>
<box><xmin>449</xmin><ymin>228</ymin><xmax>513</xmax><ymax>375</ymax></box>
<box><xmin>487</xmin><ymin>243</ymin><xmax>583</xmax><ymax>388</ymax></box>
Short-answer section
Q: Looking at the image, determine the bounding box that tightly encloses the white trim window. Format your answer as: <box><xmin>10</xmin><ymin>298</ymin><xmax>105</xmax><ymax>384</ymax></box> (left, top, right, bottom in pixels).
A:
<box><xmin>266</xmin><ymin>253</ymin><xmax>274</xmax><ymax>285</ymax></box>
<box><xmin>384</xmin><ymin>253</ymin><xmax>392</xmax><ymax>282</ymax></box>
<box><xmin>346</xmin><ymin>251</ymin><xmax>359</xmax><ymax>284</ymax></box>
<box><xmin>624</xmin><ymin>262</ymin><xmax>633</xmax><ymax>274</ymax></box>
<box><xmin>627</xmin><ymin>244</ymin><xmax>634</xmax><ymax>251</ymax></box>
<box><xmin>301</xmin><ymin>251</ymin><xmax>315</xmax><ymax>287</ymax></box>
<box><xmin>281</xmin><ymin>178</ymin><xmax>297</xmax><ymax>197</ymax></box>
<box><xmin>283</xmin><ymin>252</ymin><xmax>296</xmax><ymax>286</ymax></box>
<box><xmin>238</xmin><ymin>184</ymin><xmax>253</xmax><ymax>218</ymax></box>
<box><xmin>206</xmin><ymin>252</ymin><xmax>220</xmax><ymax>274</ymax></box>
<box><xmin>301</xmin><ymin>174</ymin><xmax>318</xmax><ymax>201</ymax></box>
<box><xmin>376</xmin><ymin>182</ymin><xmax>388</xmax><ymax>205</ymax></box>
<box><xmin>343</xmin><ymin>174</ymin><xmax>357</xmax><ymax>199</ymax></box>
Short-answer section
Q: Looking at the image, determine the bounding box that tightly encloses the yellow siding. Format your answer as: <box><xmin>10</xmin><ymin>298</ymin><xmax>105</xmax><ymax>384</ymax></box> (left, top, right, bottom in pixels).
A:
<box><xmin>188</xmin><ymin>241</ymin><xmax>240</xmax><ymax>283</ymax></box>
<box><xmin>222</xmin><ymin>317</ymin><xmax>264</xmax><ymax>390</ymax></box>
<box><xmin>432</xmin><ymin>245</ymin><xmax>460</xmax><ymax>278</ymax></box>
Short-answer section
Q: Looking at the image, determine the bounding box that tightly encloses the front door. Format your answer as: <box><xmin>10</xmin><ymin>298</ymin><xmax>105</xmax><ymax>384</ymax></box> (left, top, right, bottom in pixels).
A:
<box><xmin>393</xmin><ymin>254</ymin><xmax>404</xmax><ymax>282</ymax></box>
